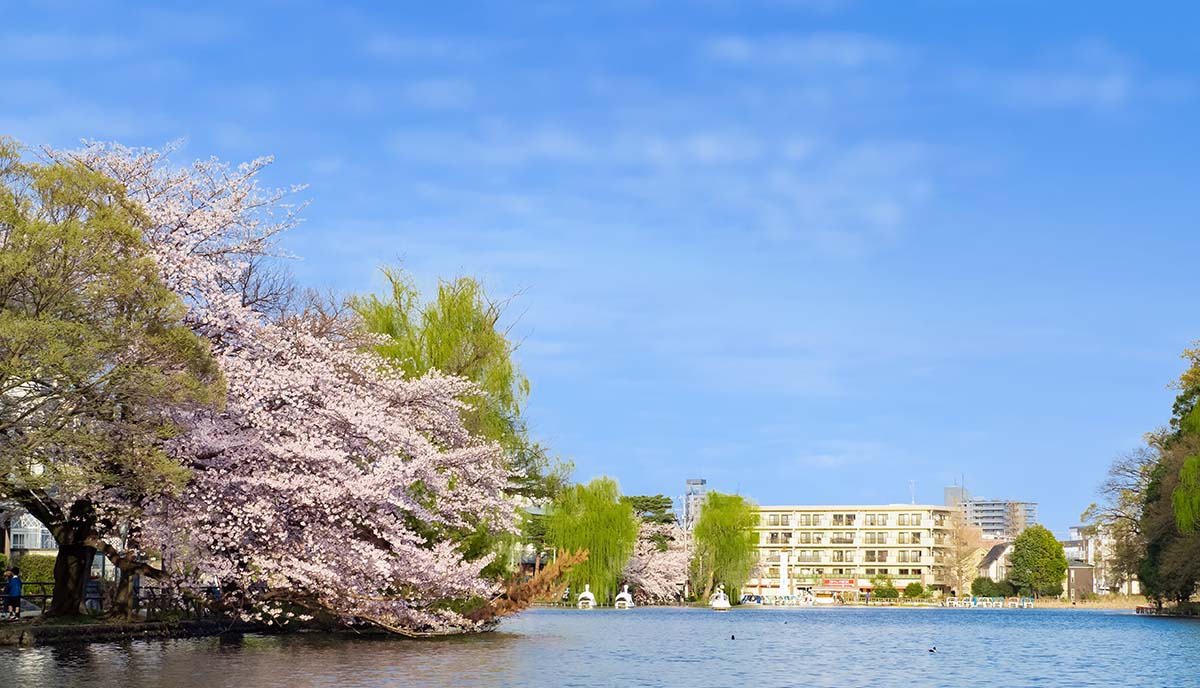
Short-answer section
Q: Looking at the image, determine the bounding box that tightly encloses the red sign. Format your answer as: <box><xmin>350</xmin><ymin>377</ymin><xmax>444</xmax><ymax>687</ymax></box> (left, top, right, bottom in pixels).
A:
<box><xmin>822</xmin><ymin>578</ymin><xmax>857</xmax><ymax>589</ymax></box>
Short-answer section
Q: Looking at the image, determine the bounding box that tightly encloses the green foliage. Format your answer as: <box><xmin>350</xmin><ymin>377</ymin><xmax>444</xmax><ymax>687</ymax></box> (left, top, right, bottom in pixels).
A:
<box><xmin>353</xmin><ymin>265</ymin><xmax>574</xmax><ymax>578</ymax></box>
<box><xmin>353</xmin><ymin>266</ymin><xmax>572</xmax><ymax>502</ymax></box>
<box><xmin>690</xmin><ymin>492</ymin><xmax>758</xmax><ymax>600</ymax></box>
<box><xmin>0</xmin><ymin>138</ymin><xmax>223</xmax><ymax>537</ymax></box>
<box><xmin>904</xmin><ymin>582</ymin><xmax>924</xmax><ymax>598</ymax></box>
<box><xmin>1008</xmin><ymin>525</ymin><xmax>1068</xmax><ymax>597</ymax></box>
<box><xmin>870</xmin><ymin>573</ymin><xmax>898</xmax><ymax>598</ymax></box>
<box><xmin>1139</xmin><ymin>434</ymin><xmax>1200</xmax><ymax>605</ymax></box>
<box><xmin>14</xmin><ymin>553</ymin><xmax>56</xmax><ymax>584</ymax></box>
<box><xmin>970</xmin><ymin>577</ymin><xmax>1016</xmax><ymax>597</ymax></box>
<box><xmin>622</xmin><ymin>495</ymin><xmax>677</xmax><ymax>525</ymax></box>
<box><xmin>545</xmin><ymin>477</ymin><xmax>639</xmax><ymax>603</ymax></box>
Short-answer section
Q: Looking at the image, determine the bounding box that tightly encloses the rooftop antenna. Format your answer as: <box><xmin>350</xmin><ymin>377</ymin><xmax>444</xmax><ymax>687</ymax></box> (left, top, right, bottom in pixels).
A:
<box><xmin>909</xmin><ymin>480</ymin><xmax>917</xmax><ymax>505</ymax></box>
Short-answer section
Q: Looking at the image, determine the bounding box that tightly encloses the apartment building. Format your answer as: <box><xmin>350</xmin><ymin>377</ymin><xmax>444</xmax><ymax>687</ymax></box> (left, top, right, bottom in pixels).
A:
<box><xmin>683</xmin><ymin>478</ymin><xmax>707</xmax><ymax>531</ymax></box>
<box><xmin>747</xmin><ymin>504</ymin><xmax>954</xmax><ymax>599</ymax></box>
<box><xmin>944</xmin><ymin>486</ymin><xmax>1038</xmax><ymax>540</ymax></box>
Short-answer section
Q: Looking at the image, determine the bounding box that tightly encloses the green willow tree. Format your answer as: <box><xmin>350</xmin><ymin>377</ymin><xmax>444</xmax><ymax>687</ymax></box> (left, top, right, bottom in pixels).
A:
<box><xmin>353</xmin><ymin>267</ymin><xmax>571</xmax><ymax>500</ymax></box>
<box><xmin>544</xmin><ymin>477</ymin><xmax>638</xmax><ymax>603</ymax></box>
<box><xmin>690</xmin><ymin>492</ymin><xmax>759</xmax><ymax>601</ymax></box>
<box><xmin>352</xmin><ymin>266</ymin><xmax>572</xmax><ymax>577</ymax></box>
<box><xmin>0</xmin><ymin>139</ymin><xmax>223</xmax><ymax>616</ymax></box>
<box><xmin>1007</xmin><ymin>525</ymin><xmax>1067</xmax><ymax>597</ymax></box>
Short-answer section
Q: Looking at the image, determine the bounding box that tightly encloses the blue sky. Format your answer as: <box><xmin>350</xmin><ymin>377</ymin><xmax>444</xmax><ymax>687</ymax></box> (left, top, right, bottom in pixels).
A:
<box><xmin>5</xmin><ymin>1</ymin><xmax>1199</xmax><ymax>535</ymax></box>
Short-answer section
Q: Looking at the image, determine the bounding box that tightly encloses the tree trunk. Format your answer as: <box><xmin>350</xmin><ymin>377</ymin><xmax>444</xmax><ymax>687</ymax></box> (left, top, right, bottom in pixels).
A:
<box><xmin>108</xmin><ymin>570</ymin><xmax>136</xmax><ymax>620</ymax></box>
<box><xmin>702</xmin><ymin>571</ymin><xmax>715</xmax><ymax>602</ymax></box>
<box><xmin>46</xmin><ymin>540</ymin><xmax>96</xmax><ymax>617</ymax></box>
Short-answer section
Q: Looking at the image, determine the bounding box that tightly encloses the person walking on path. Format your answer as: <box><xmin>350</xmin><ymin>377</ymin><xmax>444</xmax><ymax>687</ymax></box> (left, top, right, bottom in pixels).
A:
<box><xmin>4</xmin><ymin>567</ymin><xmax>22</xmax><ymax>620</ymax></box>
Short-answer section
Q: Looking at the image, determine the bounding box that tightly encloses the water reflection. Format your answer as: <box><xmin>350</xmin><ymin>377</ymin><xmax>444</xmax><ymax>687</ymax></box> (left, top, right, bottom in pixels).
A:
<box><xmin>2</xmin><ymin>607</ymin><xmax>1196</xmax><ymax>688</ymax></box>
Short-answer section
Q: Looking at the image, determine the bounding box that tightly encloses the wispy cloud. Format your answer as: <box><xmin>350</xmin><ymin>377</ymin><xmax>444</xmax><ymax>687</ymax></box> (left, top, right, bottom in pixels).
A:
<box><xmin>705</xmin><ymin>33</ymin><xmax>901</xmax><ymax>68</ymax></box>
<box><xmin>362</xmin><ymin>35</ymin><xmax>483</xmax><ymax>61</ymax></box>
<box><xmin>955</xmin><ymin>41</ymin><xmax>1192</xmax><ymax>111</ymax></box>
<box><xmin>399</xmin><ymin>79</ymin><xmax>475</xmax><ymax>109</ymax></box>
<box><xmin>0</xmin><ymin>32</ymin><xmax>135</xmax><ymax>61</ymax></box>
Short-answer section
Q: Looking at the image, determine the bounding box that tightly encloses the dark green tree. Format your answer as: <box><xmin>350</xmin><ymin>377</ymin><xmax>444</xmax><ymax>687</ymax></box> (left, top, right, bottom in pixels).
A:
<box><xmin>622</xmin><ymin>495</ymin><xmax>677</xmax><ymax>525</ymax></box>
<box><xmin>1008</xmin><ymin>525</ymin><xmax>1068</xmax><ymax>597</ymax></box>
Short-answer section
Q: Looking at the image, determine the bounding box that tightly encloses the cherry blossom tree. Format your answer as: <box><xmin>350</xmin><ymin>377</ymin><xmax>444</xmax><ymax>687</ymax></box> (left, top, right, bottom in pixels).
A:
<box><xmin>48</xmin><ymin>141</ymin><xmax>516</xmax><ymax>634</ymax></box>
<box><xmin>622</xmin><ymin>523</ymin><xmax>689</xmax><ymax>605</ymax></box>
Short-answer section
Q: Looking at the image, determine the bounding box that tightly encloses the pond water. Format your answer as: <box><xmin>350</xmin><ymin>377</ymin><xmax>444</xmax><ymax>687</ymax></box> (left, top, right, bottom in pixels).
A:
<box><xmin>3</xmin><ymin>606</ymin><xmax>1197</xmax><ymax>687</ymax></box>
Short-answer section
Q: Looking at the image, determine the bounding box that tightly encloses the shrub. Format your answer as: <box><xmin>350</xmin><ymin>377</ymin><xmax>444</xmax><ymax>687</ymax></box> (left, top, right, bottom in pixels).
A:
<box><xmin>14</xmin><ymin>553</ymin><xmax>57</xmax><ymax>588</ymax></box>
<box><xmin>970</xmin><ymin>576</ymin><xmax>993</xmax><ymax>596</ymax></box>
<box><xmin>871</xmin><ymin>573</ymin><xmax>899</xmax><ymax>599</ymax></box>
<box><xmin>904</xmin><ymin>582</ymin><xmax>924</xmax><ymax>598</ymax></box>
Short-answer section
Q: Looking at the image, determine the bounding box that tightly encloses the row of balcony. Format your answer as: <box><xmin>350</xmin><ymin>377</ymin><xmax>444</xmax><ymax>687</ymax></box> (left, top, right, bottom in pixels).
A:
<box><xmin>761</xmin><ymin>551</ymin><xmax>932</xmax><ymax>564</ymax></box>
<box><xmin>761</xmin><ymin>533</ymin><xmax>945</xmax><ymax>546</ymax></box>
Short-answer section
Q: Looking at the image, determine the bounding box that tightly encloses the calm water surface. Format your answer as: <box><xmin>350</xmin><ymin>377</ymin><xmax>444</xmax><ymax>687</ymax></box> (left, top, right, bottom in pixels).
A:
<box><xmin>3</xmin><ymin>607</ymin><xmax>1197</xmax><ymax>687</ymax></box>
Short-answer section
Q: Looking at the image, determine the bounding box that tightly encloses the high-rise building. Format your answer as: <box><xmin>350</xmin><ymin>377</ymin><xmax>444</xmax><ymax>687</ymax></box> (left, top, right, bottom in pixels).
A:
<box><xmin>683</xmin><ymin>478</ymin><xmax>707</xmax><ymax>530</ymax></box>
<box><xmin>943</xmin><ymin>487</ymin><xmax>1038</xmax><ymax>540</ymax></box>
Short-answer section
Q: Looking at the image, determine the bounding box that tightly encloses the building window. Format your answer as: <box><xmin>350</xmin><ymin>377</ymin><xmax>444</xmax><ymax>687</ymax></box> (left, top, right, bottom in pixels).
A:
<box><xmin>866</xmin><ymin>513</ymin><xmax>889</xmax><ymax>526</ymax></box>
<box><xmin>864</xmin><ymin>550</ymin><xmax>888</xmax><ymax>563</ymax></box>
<box><xmin>831</xmin><ymin>531</ymin><xmax>855</xmax><ymax>544</ymax></box>
<box><xmin>865</xmin><ymin>568</ymin><xmax>876</xmax><ymax>575</ymax></box>
<box><xmin>864</xmin><ymin>532</ymin><xmax>888</xmax><ymax>544</ymax></box>
<box><xmin>898</xmin><ymin>532</ymin><xmax>922</xmax><ymax>545</ymax></box>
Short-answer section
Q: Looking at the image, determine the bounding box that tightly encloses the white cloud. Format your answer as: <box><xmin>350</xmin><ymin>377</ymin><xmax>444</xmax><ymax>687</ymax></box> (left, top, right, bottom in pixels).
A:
<box><xmin>956</xmin><ymin>41</ymin><xmax>1192</xmax><ymax>112</ymax></box>
<box><xmin>362</xmin><ymin>35</ymin><xmax>479</xmax><ymax>60</ymax></box>
<box><xmin>399</xmin><ymin>79</ymin><xmax>475</xmax><ymax>109</ymax></box>
<box><xmin>705</xmin><ymin>33</ymin><xmax>900</xmax><ymax>68</ymax></box>
<box><xmin>0</xmin><ymin>32</ymin><xmax>134</xmax><ymax>61</ymax></box>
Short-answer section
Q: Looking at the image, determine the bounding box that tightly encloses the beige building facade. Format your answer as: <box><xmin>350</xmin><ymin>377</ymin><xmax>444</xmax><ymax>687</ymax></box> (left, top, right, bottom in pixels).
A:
<box><xmin>749</xmin><ymin>504</ymin><xmax>954</xmax><ymax>599</ymax></box>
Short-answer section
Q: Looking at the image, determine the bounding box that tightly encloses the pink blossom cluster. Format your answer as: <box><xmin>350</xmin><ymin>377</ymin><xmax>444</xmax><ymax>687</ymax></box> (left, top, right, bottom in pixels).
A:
<box><xmin>622</xmin><ymin>523</ymin><xmax>690</xmax><ymax>604</ymax></box>
<box><xmin>51</xmin><ymin>142</ymin><xmax>515</xmax><ymax>632</ymax></box>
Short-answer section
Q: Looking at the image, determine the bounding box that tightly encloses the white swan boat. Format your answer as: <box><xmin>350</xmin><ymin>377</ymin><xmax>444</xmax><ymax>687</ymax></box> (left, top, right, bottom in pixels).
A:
<box><xmin>710</xmin><ymin>584</ymin><xmax>731</xmax><ymax>611</ymax></box>
<box><xmin>615</xmin><ymin>585</ymin><xmax>635</xmax><ymax>610</ymax></box>
<box><xmin>577</xmin><ymin>584</ymin><xmax>596</xmax><ymax>609</ymax></box>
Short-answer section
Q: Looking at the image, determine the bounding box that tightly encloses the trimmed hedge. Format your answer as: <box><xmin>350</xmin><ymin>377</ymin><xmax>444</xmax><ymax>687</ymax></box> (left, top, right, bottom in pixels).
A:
<box><xmin>14</xmin><ymin>553</ymin><xmax>57</xmax><ymax>589</ymax></box>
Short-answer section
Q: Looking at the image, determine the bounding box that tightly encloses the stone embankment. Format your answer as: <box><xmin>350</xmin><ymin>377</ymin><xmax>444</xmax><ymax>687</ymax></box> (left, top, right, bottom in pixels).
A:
<box><xmin>0</xmin><ymin>619</ymin><xmax>256</xmax><ymax>647</ymax></box>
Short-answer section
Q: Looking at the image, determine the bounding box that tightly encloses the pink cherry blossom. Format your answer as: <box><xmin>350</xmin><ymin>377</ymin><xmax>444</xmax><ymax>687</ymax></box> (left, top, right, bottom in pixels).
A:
<box><xmin>49</xmin><ymin>141</ymin><xmax>515</xmax><ymax>633</ymax></box>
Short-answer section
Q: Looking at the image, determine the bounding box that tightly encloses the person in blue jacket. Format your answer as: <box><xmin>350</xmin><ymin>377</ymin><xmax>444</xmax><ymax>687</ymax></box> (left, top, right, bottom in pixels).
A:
<box><xmin>3</xmin><ymin>567</ymin><xmax>21</xmax><ymax>620</ymax></box>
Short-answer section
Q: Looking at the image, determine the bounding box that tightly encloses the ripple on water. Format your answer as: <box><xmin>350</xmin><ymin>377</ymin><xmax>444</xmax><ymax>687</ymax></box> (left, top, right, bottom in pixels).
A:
<box><xmin>1</xmin><ymin>607</ymin><xmax>1196</xmax><ymax>688</ymax></box>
